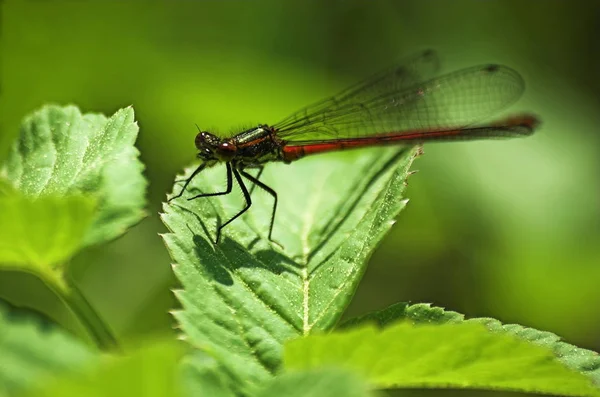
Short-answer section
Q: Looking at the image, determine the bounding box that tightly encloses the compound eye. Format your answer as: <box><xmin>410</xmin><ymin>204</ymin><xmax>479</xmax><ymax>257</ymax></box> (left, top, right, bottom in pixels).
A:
<box><xmin>195</xmin><ymin>132</ymin><xmax>209</xmax><ymax>150</ymax></box>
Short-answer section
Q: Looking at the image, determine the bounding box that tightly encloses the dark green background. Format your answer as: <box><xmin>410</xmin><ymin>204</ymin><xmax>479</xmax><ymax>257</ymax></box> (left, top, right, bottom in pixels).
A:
<box><xmin>1</xmin><ymin>0</ymin><xmax>599</xmax><ymax>367</ymax></box>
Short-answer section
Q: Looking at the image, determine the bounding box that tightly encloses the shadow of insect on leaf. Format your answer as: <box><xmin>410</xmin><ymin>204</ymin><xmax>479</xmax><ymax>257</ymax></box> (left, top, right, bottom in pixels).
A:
<box><xmin>250</xmin><ymin>247</ymin><xmax>304</xmax><ymax>276</ymax></box>
<box><xmin>171</xmin><ymin>201</ymin><xmax>214</xmax><ymax>238</ymax></box>
<box><xmin>184</xmin><ymin>226</ymin><xmax>235</xmax><ymax>286</ymax></box>
<box><xmin>170</xmin><ymin>202</ymin><xmax>233</xmax><ymax>285</ymax></box>
<box><xmin>218</xmin><ymin>237</ymin><xmax>304</xmax><ymax>277</ymax></box>
<box><xmin>176</xmin><ymin>204</ymin><xmax>303</xmax><ymax>286</ymax></box>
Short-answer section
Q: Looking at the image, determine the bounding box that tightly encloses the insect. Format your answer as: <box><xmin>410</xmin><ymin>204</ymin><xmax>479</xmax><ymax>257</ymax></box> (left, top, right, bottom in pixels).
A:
<box><xmin>169</xmin><ymin>50</ymin><xmax>539</xmax><ymax>244</ymax></box>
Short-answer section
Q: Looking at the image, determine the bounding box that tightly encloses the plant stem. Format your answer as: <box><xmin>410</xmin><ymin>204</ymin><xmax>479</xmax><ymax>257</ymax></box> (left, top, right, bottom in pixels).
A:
<box><xmin>57</xmin><ymin>275</ymin><xmax>120</xmax><ymax>351</ymax></box>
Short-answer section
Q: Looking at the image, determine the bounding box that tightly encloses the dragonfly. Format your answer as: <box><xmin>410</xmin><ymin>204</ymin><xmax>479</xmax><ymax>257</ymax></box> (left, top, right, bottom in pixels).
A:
<box><xmin>169</xmin><ymin>50</ymin><xmax>539</xmax><ymax>244</ymax></box>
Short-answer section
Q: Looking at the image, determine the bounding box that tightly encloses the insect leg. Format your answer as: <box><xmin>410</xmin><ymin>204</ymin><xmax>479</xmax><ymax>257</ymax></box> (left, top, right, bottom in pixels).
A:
<box><xmin>215</xmin><ymin>166</ymin><xmax>252</xmax><ymax>243</ymax></box>
<box><xmin>186</xmin><ymin>162</ymin><xmax>233</xmax><ymax>200</ymax></box>
<box><xmin>240</xmin><ymin>169</ymin><xmax>278</xmax><ymax>244</ymax></box>
<box><xmin>248</xmin><ymin>166</ymin><xmax>264</xmax><ymax>195</ymax></box>
<box><xmin>168</xmin><ymin>162</ymin><xmax>207</xmax><ymax>202</ymax></box>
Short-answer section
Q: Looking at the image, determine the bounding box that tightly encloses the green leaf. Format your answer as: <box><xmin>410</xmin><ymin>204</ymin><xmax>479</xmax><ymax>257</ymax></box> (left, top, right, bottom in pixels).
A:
<box><xmin>284</xmin><ymin>322</ymin><xmax>600</xmax><ymax>397</ymax></box>
<box><xmin>24</xmin><ymin>340</ymin><xmax>184</xmax><ymax>397</ymax></box>
<box><xmin>340</xmin><ymin>302</ymin><xmax>464</xmax><ymax>329</ymax></box>
<box><xmin>474</xmin><ymin>318</ymin><xmax>600</xmax><ymax>388</ymax></box>
<box><xmin>1</xmin><ymin>105</ymin><xmax>146</xmax><ymax>247</ymax></box>
<box><xmin>181</xmin><ymin>352</ymin><xmax>238</xmax><ymax>397</ymax></box>
<box><xmin>343</xmin><ymin>303</ymin><xmax>600</xmax><ymax>387</ymax></box>
<box><xmin>161</xmin><ymin>147</ymin><xmax>419</xmax><ymax>394</ymax></box>
<box><xmin>255</xmin><ymin>367</ymin><xmax>377</xmax><ymax>397</ymax></box>
<box><xmin>0</xmin><ymin>300</ymin><xmax>97</xmax><ymax>397</ymax></box>
<box><xmin>0</xmin><ymin>194</ymin><xmax>96</xmax><ymax>286</ymax></box>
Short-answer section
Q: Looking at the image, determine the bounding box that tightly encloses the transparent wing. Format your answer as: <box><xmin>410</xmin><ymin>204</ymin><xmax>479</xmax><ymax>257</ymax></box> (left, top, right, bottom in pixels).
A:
<box><xmin>273</xmin><ymin>51</ymin><xmax>525</xmax><ymax>142</ymax></box>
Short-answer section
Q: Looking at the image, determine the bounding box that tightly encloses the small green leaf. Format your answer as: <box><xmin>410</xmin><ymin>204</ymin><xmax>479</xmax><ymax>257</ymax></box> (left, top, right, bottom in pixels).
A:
<box><xmin>255</xmin><ymin>367</ymin><xmax>376</xmax><ymax>397</ymax></box>
<box><xmin>340</xmin><ymin>302</ymin><xmax>464</xmax><ymax>329</ymax></box>
<box><xmin>473</xmin><ymin>318</ymin><xmax>600</xmax><ymax>388</ymax></box>
<box><xmin>342</xmin><ymin>302</ymin><xmax>600</xmax><ymax>387</ymax></box>
<box><xmin>0</xmin><ymin>194</ymin><xmax>96</xmax><ymax>286</ymax></box>
<box><xmin>284</xmin><ymin>322</ymin><xmax>600</xmax><ymax>397</ymax></box>
<box><xmin>1</xmin><ymin>105</ymin><xmax>146</xmax><ymax>247</ymax></box>
<box><xmin>24</xmin><ymin>340</ymin><xmax>183</xmax><ymax>397</ymax></box>
<box><xmin>340</xmin><ymin>302</ymin><xmax>412</xmax><ymax>328</ymax></box>
<box><xmin>181</xmin><ymin>352</ymin><xmax>238</xmax><ymax>397</ymax></box>
<box><xmin>162</xmin><ymin>147</ymin><xmax>419</xmax><ymax>393</ymax></box>
<box><xmin>0</xmin><ymin>300</ymin><xmax>97</xmax><ymax>397</ymax></box>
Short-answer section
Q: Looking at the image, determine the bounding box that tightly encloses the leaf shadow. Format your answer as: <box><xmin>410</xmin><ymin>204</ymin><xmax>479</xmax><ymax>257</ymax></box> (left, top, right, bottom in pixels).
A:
<box><xmin>173</xmin><ymin>203</ymin><xmax>302</xmax><ymax>286</ymax></box>
<box><xmin>220</xmin><ymin>237</ymin><xmax>303</xmax><ymax>276</ymax></box>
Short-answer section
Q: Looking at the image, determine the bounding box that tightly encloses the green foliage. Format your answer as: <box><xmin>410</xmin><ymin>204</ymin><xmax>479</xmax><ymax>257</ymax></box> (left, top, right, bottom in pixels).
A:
<box><xmin>0</xmin><ymin>104</ymin><xmax>147</xmax><ymax>349</ymax></box>
<box><xmin>340</xmin><ymin>301</ymin><xmax>462</xmax><ymax>328</ymax></box>
<box><xmin>284</xmin><ymin>321</ymin><xmax>600</xmax><ymax>396</ymax></box>
<box><xmin>0</xmin><ymin>195</ymin><xmax>96</xmax><ymax>287</ymax></box>
<box><xmin>474</xmin><ymin>318</ymin><xmax>600</xmax><ymax>387</ymax></box>
<box><xmin>0</xmin><ymin>301</ymin><xmax>96</xmax><ymax>397</ymax></box>
<box><xmin>1</xmin><ymin>103</ymin><xmax>600</xmax><ymax>397</ymax></box>
<box><xmin>255</xmin><ymin>368</ymin><xmax>376</xmax><ymax>397</ymax></box>
<box><xmin>23</xmin><ymin>341</ymin><xmax>184</xmax><ymax>397</ymax></box>
<box><xmin>161</xmin><ymin>147</ymin><xmax>419</xmax><ymax>394</ymax></box>
<box><xmin>160</xmin><ymin>142</ymin><xmax>600</xmax><ymax>397</ymax></box>
<box><xmin>342</xmin><ymin>302</ymin><xmax>600</xmax><ymax>387</ymax></box>
<box><xmin>1</xmin><ymin>105</ymin><xmax>146</xmax><ymax>248</ymax></box>
<box><xmin>181</xmin><ymin>352</ymin><xmax>239</xmax><ymax>397</ymax></box>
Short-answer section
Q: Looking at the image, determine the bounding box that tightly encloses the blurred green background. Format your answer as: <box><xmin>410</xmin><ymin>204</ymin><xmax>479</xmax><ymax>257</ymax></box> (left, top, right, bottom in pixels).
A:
<box><xmin>1</xmin><ymin>0</ymin><xmax>599</xmax><ymax>362</ymax></box>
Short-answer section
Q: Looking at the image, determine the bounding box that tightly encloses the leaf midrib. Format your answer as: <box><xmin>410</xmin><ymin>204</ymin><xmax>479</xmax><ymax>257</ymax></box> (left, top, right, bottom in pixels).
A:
<box><xmin>299</xmin><ymin>173</ymin><xmax>330</xmax><ymax>335</ymax></box>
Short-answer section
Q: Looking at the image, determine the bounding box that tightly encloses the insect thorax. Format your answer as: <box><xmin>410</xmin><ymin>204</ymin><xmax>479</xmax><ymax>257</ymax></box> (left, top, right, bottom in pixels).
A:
<box><xmin>232</xmin><ymin>125</ymin><xmax>283</xmax><ymax>165</ymax></box>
